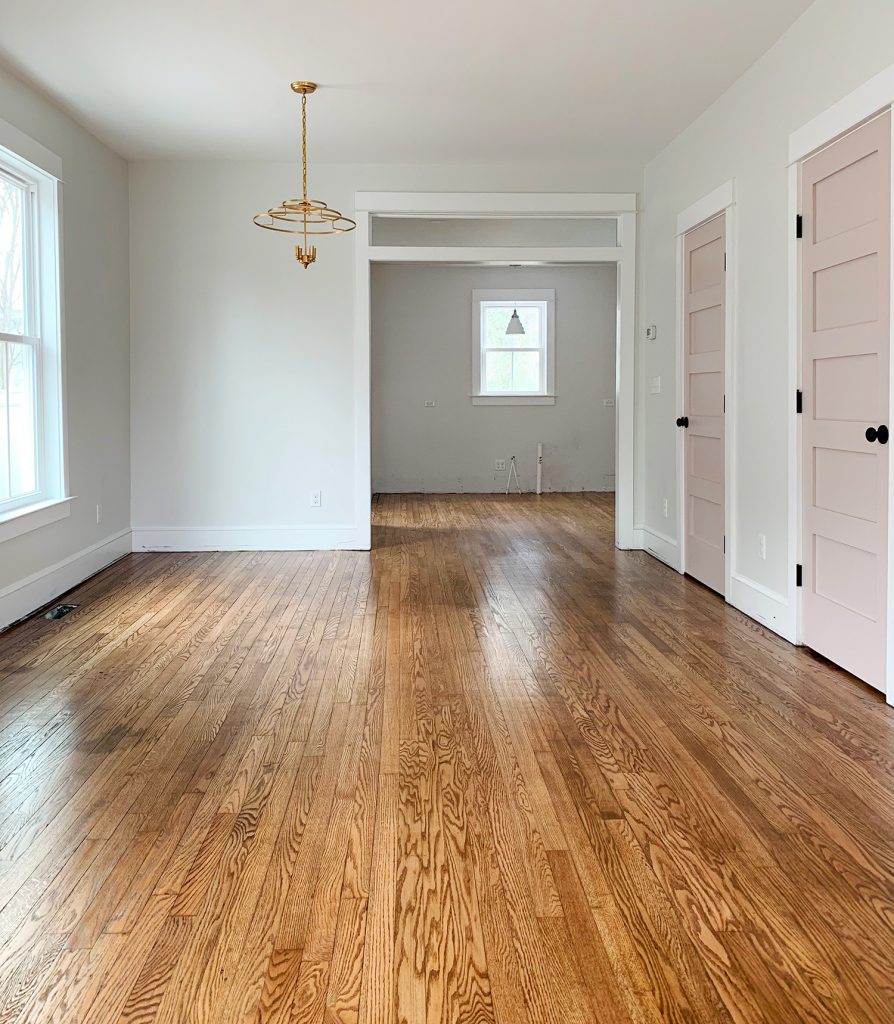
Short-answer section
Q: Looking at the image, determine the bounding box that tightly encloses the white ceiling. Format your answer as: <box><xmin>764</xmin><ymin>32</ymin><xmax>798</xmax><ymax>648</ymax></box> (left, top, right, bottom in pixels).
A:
<box><xmin>0</xmin><ymin>0</ymin><xmax>814</xmax><ymax>164</ymax></box>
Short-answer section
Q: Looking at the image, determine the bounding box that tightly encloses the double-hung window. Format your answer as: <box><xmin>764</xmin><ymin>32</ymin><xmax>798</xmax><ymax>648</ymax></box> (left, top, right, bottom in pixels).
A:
<box><xmin>472</xmin><ymin>289</ymin><xmax>555</xmax><ymax>405</ymax></box>
<box><xmin>0</xmin><ymin>141</ymin><xmax>63</xmax><ymax>526</ymax></box>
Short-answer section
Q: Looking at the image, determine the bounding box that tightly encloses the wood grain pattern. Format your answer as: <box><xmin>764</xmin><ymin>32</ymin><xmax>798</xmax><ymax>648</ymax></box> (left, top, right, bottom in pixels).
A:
<box><xmin>0</xmin><ymin>492</ymin><xmax>893</xmax><ymax>1022</ymax></box>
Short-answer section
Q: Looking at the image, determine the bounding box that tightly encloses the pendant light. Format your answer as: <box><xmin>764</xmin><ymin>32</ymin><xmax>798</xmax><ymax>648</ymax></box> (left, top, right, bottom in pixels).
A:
<box><xmin>506</xmin><ymin>309</ymin><xmax>525</xmax><ymax>335</ymax></box>
<box><xmin>253</xmin><ymin>82</ymin><xmax>356</xmax><ymax>268</ymax></box>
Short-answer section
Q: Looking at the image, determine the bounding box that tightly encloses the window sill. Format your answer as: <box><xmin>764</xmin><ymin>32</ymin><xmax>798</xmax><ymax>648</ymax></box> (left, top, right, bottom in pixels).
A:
<box><xmin>471</xmin><ymin>395</ymin><xmax>556</xmax><ymax>406</ymax></box>
<box><xmin>0</xmin><ymin>497</ymin><xmax>75</xmax><ymax>543</ymax></box>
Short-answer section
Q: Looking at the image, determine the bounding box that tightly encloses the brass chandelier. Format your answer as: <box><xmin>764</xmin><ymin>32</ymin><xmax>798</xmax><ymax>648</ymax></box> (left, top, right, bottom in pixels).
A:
<box><xmin>253</xmin><ymin>82</ymin><xmax>356</xmax><ymax>268</ymax></box>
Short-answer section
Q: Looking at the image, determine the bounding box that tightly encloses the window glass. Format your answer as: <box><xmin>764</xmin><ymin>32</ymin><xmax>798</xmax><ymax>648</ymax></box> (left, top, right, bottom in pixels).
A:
<box><xmin>0</xmin><ymin>174</ymin><xmax>26</xmax><ymax>336</ymax></box>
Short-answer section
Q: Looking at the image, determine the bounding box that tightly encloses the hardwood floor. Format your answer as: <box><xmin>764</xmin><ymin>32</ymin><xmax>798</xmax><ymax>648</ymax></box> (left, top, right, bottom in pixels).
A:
<box><xmin>1</xmin><ymin>492</ymin><xmax>893</xmax><ymax>1022</ymax></box>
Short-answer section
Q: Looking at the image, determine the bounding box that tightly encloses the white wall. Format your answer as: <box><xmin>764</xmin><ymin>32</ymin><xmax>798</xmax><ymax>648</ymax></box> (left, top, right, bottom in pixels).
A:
<box><xmin>637</xmin><ymin>0</ymin><xmax>894</xmax><ymax>633</ymax></box>
<box><xmin>0</xmin><ymin>65</ymin><xmax>131</xmax><ymax>626</ymax></box>
<box><xmin>129</xmin><ymin>160</ymin><xmax>640</xmax><ymax>548</ymax></box>
<box><xmin>371</xmin><ymin>264</ymin><xmax>617</xmax><ymax>493</ymax></box>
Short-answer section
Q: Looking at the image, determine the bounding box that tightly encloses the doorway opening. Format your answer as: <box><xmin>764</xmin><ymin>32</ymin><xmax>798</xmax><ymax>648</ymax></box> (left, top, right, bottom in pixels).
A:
<box><xmin>370</xmin><ymin>263</ymin><xmax>618</xmax><ymax>504</ymax></box>
<box><xmin>352</xmin><ymin>192</ymin><xmax>638</xmax><ymax>550</ymax></box>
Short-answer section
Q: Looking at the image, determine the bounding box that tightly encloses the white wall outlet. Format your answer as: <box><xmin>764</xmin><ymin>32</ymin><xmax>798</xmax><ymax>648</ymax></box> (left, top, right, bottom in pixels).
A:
<box><xmin>424</xmin><ymin>400</ymin><xmax>436</xmax><ymax>407</ymax></box>
<box><xmin>603</xmin><ymin>398</ymin><xmax>615</xmax><ymax>407</ymax></box>
<box><xmin>759</xmin><ymin>532</ymin><xmax>767</xmax><ymax>560</ymax></box>
<box><xmin>311</xmin><ymin>490</ymin><xmax>322</xmax><ymax>508</ymax></box>
<box><xmin>495</xmin><ymin>459</ymin><xmax>506</xmax><ymax>472</ymax></box>
<box><xmin>662</xmin><ymin>498</ymin><xmax>668</xmax><ymax>518</ymax></box>
<box><xmin>650</xmin><ymin>376</ymin><xmax>661</xmax><ymax>395</ymax></box>
<box><xmin>96</xmin><ymin>504</ymin><xmax>102</xmax><ymax>524</ymax></box>
<box><xmin>646</xmin><ymin>324</ymin><xmax>658</xmax><ymax>341</ymax></box>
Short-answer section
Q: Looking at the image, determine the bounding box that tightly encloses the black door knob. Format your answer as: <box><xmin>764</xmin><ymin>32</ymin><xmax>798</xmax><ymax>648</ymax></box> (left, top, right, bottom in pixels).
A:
<box><xmin>676</xmin><ymin>416</ymin><xmax>689</xmax><ymax>428</ymax></box>
<box><xmin>866</xmin><ymin>425</ymin><xmax>889</xmax><ymax>444</ymax></box>
<box><xmin>866</xmin><ymin>426</ymin><xmax>877</xmax><ymax>442</ymax></box>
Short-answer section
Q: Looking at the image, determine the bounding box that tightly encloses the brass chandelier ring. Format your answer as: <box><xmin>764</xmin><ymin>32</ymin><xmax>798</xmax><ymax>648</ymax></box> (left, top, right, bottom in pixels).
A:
<box><xmin>253</xmin><ymin>202</ymin><xmax>357</xmax><ymax>235</ymax></box>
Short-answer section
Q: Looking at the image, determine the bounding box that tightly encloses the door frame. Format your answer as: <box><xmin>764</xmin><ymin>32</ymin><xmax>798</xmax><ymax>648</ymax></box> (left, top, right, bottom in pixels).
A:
<box><xmin>675</xmin><ymin>181</ymin><xmax>736</xmax><ymax>599</ymax></box>
<box><xmin>352</xmin><ymin>192</ymin><xmax>638</xmax><ymax>550</ymax></box>
<box><xmin>788</xmin><ymin>62</ymin><xmax>894</xmax><ymax>704</ymax></box>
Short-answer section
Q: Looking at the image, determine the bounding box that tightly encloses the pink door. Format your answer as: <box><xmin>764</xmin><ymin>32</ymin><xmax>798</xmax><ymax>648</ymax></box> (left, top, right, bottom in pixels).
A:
<box><xmin>682</xmin><ymin>213</ymin><xmax>726</xmax><ymax>595</ymax></box>
<box><xmin>801</xmin><ymin>111</ymin><xmax>891</xmax><ymax>691</ymax></box>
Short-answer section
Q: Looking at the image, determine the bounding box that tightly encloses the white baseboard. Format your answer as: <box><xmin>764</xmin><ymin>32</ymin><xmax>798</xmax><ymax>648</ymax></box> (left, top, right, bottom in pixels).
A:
<box><xmin>131</xmin><ymin>525</ymin><xmax>367</xmax><ymax>552</ymax></box>
<box><xmin>0</xmin><ymin>528</ymin><xmax>132</xmax><ymax>632</ymax></box>
<box><xmin>728</xmin><ymin>572</ymin><xmax>797</xmax><ymax>643</ymax></box>
<box><xmin>634</xmin><ymin>525</ymin><xmax>682</xmax><ymax>572</ymax></box>
<box><xmin>632</xmin><ymin>529</ymin><xmax>796</xmax><ymax>646</ymax></box>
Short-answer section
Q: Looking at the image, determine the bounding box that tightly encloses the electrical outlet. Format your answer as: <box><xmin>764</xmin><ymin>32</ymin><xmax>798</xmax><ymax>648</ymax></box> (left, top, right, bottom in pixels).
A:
<box><xmin>650</xmin><ymin>376</ymin><xmax>661</xmax><ymax>395</ymax></box>
<box><xmin>424</xmin><ymin>400</ymin><xmax>436</xmax><ymax>407</ymax></box>
<box><xmin>495</xmin><ymin>459</ymin><xmax>506</xmax><ymax>472</ymax></box>
<box><xmin>759</xmin><ymin>533</ymin><xmax>767</xmax><ymax>560</ymax></box>
<box><xmin>662</xmin><ymin>498</ymin><xmax>668</xmax><ymax>519</ymax></box>
<box><xmin>96</xmin><ymin>504</ymin><xmax>102</xmax><ymax>525</ymax></box>
<box><xmin>603</xmin><ymin>398</ymin><xmax>615</xmax><ymax>407</ymax></box>
<box><xmin>311</xmin><ymin>490</ymin><xmax>322</xmax><ymax>508</ymax></box>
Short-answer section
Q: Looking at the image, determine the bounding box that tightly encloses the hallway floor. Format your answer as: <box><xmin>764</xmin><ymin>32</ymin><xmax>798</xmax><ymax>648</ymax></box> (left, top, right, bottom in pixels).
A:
<box><xmin>0</xmin><ymin>493</ymin><xmax>892</xmax><ymax>1022</ymax></box>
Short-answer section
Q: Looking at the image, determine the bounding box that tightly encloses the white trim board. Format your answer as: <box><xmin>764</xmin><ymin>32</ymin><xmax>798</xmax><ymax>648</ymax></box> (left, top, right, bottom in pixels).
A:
<box><xmin>364</xmin><ymin>246</ymin><xmax>622</xmax><ymax>264</ymax></box>
<box><xmin>728</xmin><ymin>573</ymin><xmax>796</xmax><ymax>643</ymax></box>
<box><xmin>0</xmin><ymin>528</ymin><xmax>131</xmax><ymax>633</ymax></box>
<box><xmin>0</xmin><ymin>115</ymin><xmax>63</xmax><ymax>180</ymax></box>
<box><xmin>789</xmin><ymin>61</ymin><xmax>894</xmax><ymax>164</ymax></box>
<box><xmin>676</xmin><ymin>180</ymin><xmax>735</xmax><ymax>236</ymax></box>
<box><xmin>635</xmin><ymin>526</ymin><xmax>681</xmax><ymax>571</ymax></box>
<box><xmin>0</xmin><ymin>497</ymin><xmax>73</xmax><ymax>543</ymax></box>
<box><xmin>132</xmin><ymin>525</ymin><xmax>366</xmax><ymax>552</ymax></box>
<box><xmin>355</xmin><ymin>191</ymin><xmax>639</xmax><ymax>551</ymax></box>
<box><xmin>355</xmin><ymin>192</ymin><xmax>637</xmax><ymax>216</ymax></box>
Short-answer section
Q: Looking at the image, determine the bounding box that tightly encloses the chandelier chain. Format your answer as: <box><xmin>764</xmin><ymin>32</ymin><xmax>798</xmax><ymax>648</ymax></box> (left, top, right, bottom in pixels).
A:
<box><xmin>301</xmin><ymin>92</ymin><xmax>308</xmax><ymax>201</ymax></box>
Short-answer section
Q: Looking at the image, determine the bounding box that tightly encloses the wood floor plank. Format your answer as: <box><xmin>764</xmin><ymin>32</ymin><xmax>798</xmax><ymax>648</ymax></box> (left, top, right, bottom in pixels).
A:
<box><xmin>0</xmin><ymin>493</ymin><xmax>893</xmax><ymax>1022</ymax></box>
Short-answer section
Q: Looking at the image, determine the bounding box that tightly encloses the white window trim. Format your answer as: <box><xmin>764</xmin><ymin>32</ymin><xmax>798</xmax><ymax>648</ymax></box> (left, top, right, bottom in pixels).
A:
<box><xmin>0</xmin><ymin>126</ymin><xmax>68</xmax><ymax>539</ymax></box>
<box><xmin>0</xmin><ymin>496</ymin><xmax>73</xmax><ymax>543</ymax></box>
<box><xmin>472</xmin><ymin>288</ymin><xmax>556</xmax><ymax>405</ymax></box>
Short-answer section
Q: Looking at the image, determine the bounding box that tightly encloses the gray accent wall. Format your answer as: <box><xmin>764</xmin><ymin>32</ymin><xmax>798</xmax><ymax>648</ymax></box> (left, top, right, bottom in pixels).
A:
<box><xmin>371</xmin><ymin>264</ymin><xmax>617</xmax><ymax>493</ymax></box>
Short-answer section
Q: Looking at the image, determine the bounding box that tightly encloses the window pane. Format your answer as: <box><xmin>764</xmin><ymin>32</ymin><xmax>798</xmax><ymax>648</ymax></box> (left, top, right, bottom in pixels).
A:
<box><xmin>8</xmin><ymin>342</ymin><xmax>36</xmax><ymax>496</ymax></box>
<box><xmin>512</xmin><ymin>350</ymin><xmax>541</xmax><ymax>392</ymax></box>
<box><xmin>0</xmin><ymin>344</ymin><xmax>8</xmax><ymax>500</ymax></box>
<box><xmin>484</xmin><ymin>349</ymin><xmax>513</xmax><ymax>392</ymax></box>
<box><xmin>483</xmin><ymin>305</ymin><xmax>540</xmax><ymax>349</ymax></box>
<box><xmin>0</xmin><ymin>176</ymin><xmax>26</xmax><ymax>335</ymax></box>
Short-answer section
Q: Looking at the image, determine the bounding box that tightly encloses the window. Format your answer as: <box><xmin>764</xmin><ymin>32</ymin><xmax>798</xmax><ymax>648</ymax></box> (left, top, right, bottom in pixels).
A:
<box><xmin>472</xmin><ymin>289</ymin><xmax>555</xmax><ymax>405</ymax></box>
<box><xmin>0</xmin><ymin>142</ymin><xmax>63</xmax><ymax>524</ymax></box>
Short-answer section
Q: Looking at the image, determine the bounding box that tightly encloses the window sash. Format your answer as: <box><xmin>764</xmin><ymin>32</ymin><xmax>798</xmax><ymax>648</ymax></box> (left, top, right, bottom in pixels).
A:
<box><xmin>0</xmin><ymin>166</ymin><xmax>42</xmax><ymax>514</ymax></box>
<box><xmin>479</xmin><ymin>302</ymin><xmax>548</xmax><ymax>395</ymax></box>
<box><xmin>0</xmin><ymin>335</ymin><xmax>41</xmax><ymax>512</ymax></box>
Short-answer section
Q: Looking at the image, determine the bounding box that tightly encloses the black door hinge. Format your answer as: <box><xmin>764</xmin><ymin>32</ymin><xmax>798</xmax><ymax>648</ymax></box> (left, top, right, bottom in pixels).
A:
<box><xmin>796</xmin><ymin>389</ymin><xmax>803</xmax><ymax>413</ymax></box>
<box><xmin>796</xmin><ymin>564</ymin><xmax>803</xmax><ymax>587</ymax></box>
<box><xmin>723</xmin><ymin>536</ymin><xmax>726</xmax><ymax>554</ymax></box>
<box><xmin>723</xmin><ymin>251</ymin><xmax>727</xmax><ymax>271</ymax></box>
<box><xmin>796</xmin><ymin>214</ymin><xmax>803</xmax><ymax>239</ymax></box>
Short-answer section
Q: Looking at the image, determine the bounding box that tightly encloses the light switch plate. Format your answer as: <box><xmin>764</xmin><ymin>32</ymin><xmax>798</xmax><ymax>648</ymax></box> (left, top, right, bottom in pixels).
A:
<box><xmin>650</xmin><ymin>376</ymin><xmax>661</xmax><ymax>395</ymax></box>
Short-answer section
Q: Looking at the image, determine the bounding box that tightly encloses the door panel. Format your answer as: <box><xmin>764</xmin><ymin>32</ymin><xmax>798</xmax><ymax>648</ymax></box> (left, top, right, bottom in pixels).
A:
<box><xmin>683</xmin><ymin>213</ymin><xmax>726</xmax><ymax>595</ymax></box>
<box><xmin>801</xmin><ymin>110</ymin><xmax>891</xmax><ymax>691</ymax></box>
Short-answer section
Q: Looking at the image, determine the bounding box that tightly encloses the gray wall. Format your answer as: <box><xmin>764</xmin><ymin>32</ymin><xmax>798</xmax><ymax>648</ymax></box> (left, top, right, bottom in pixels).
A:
<box><xmin>371</xmin><ymin>264</ymin><xmax>617</xmax><ymax>493</ymax></box>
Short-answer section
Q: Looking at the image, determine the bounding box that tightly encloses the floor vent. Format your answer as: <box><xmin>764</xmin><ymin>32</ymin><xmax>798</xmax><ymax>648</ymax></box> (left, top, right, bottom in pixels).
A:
<box><xmin>44</xmin><ymin>604</ymin><xmax>78</xmax><ymax>621</ymax></box>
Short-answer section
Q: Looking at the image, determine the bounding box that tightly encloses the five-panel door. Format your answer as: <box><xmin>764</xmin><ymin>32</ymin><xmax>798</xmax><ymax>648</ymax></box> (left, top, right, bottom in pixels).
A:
<box><xmin>682</xmin><ymin>213</ymin><xmax>726</xmax><ymax>595</ymax></box>
<box><xmin>801</xmin><ymin>110</ymin><xmax>891</xmax><ymax>691</ymax></box>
